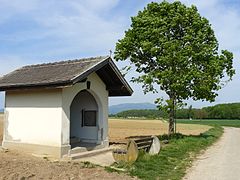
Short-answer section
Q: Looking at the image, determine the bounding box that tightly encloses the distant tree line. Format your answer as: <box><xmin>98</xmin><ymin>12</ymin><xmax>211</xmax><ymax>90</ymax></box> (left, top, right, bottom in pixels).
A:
<box><xmin>178</xmin><ymin>103</ymin><xmax>240</xmax><ymax>119</ymax></box>
<box><xmin>110</xmin><ymin>103</ymin><xmax>240</xmax><ymax>120</ymax></box>
<box><xmin>109</xmin><ymin>109</ymin><xmax>167</xmax><ymax>119</ymax></box>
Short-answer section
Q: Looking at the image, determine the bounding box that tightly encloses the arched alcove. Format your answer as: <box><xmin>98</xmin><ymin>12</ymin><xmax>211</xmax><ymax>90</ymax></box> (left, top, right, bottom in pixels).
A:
<box><xmin>70</xmin><ymin>90</ymin><xmax>99</xmax><ymax>148</ymax></box>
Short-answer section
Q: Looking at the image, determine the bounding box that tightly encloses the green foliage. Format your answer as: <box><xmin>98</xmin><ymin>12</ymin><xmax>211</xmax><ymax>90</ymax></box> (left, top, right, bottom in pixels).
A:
<box><xmin>113</xmin><ymin>109</ymin><xmax>167</xmax><ymax>119</ymax></box>
<box><xmin>204</xmin><ymin>103</ymin><xmax>240</xmax><ymax>119</ymax></box>
<box><xmin>114</xmin><ymin>1</ymin><xmax>235</xmax><ymax>134</ymax></box>
<box><xmin>81</xmin><ymin>161</ymin><xmax>97</xmax><ymax>168</ymax></box>
<box><xmin>115</xmin><ymin>1</ymin><xmax>234</xmax><ymax>101</ymax></box>
<box><xmin>111</xmin><ymin>103</ymin><xmax>240</xmax><ymax>120</ymax></box>
<box><xmin>158</xmin><ymin>132</ymin><xmax>185</xmax><ymax>141</ymax></box>
<box><xmin>177</xmin><ymin>119</ymin><xmax>240</xmax><ymax>128</ymax></box>
<box><xmin>176</xmin><ymin>108</ymin><xmax>208</xmax><ymax>119</ymax></box>
<box><xmin>176</xmin><ymin>103</ymin><xmax>240</xmax><ymax>119</ymax></box>
<box><xmin>112</xmin><ymin>126</ymin><xmax>223</xmax><ymax>180</ymax></box>
<box><xmin>111</xmin><ymin>103</ymin><xmax>240</xmax><ymax>119</ymax></box>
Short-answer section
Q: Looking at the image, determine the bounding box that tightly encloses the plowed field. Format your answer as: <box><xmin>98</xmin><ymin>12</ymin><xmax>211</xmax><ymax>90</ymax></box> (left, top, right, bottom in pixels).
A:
<box><xmin>109</xmin><ymin>118</ymin><xmax>210</xmax><ymax>142</ymax></box>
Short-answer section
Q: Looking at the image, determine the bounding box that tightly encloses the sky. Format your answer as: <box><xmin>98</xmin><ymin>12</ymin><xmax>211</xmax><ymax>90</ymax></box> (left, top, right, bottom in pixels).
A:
<box><xmin>0</xmin><ymin>0</ymin><xmax>240</xmax><ymax>109</ymax></box>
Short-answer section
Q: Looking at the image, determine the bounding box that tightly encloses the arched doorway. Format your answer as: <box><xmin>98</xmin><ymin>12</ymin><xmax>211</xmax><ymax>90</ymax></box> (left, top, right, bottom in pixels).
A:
<box><xmin>70</xmin><ymin>90</ymin><xmax>98</xmax><ymax>148</ymax></box>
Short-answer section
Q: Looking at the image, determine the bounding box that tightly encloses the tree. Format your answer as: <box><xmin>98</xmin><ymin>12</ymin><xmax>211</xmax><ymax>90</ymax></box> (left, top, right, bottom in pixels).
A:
<box><xmin>188</xmin><ymin>105</ymin><xmax>193</xmax><ymax>120</ymax></box>
<box><xmin>114</xmin><ymin>1</ymin><xmax>235</xmax><ymax>134</ymax></box>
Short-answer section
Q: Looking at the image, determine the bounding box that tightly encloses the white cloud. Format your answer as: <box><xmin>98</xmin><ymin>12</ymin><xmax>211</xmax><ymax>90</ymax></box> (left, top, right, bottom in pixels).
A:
<box><xmin>0</xmin><ymin>0</ymin><xmax>125</xmax><ymax>57</ymax></box>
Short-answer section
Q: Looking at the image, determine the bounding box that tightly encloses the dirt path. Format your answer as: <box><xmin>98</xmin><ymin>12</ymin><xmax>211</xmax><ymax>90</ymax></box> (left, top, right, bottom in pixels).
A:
<box><xmin>184</xmin><ymin>127</ymin><xmax>240</xmax><ymax>180</ymax></box>
<box><xmin>0</xmin><ymin>150</ymin><xmax>135</xmax><ymax>180</ymax></box>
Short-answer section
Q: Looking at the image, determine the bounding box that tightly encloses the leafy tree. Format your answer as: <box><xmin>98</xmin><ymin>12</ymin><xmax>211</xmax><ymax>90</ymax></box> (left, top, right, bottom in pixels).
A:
<box><xmin>204</xmin><ymin>103</ymin><xmax>240</xmax><ymax>119</ymax></box>
<box><xmin>114</xmin><ymin>109</ymin><xmax>168</xmax><ymax>119</ymax></box>
<box><xmin>193</xmin><ymin>109</ymin><xmax>208</xmax><ymax>119</ymax></box>
<box><xmin>114</xmin><ymin>1</ymin><xmax>235</xmax><ymax>134</ymax></box>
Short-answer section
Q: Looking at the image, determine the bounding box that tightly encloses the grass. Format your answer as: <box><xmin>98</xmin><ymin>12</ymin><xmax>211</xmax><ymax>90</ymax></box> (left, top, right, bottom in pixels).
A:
<box><xmin>109</xmin><ymin>126</ymin><xmax>223</xmax><ymax>180</ymax></box>
<box><xmin>177</xmin><ymin>119</ymin><xmax>240</xmax><ymax>128</ymax></box>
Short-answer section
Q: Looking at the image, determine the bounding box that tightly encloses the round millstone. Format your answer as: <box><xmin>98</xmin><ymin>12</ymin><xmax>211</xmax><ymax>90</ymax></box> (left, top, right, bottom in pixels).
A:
<box><xmin>149</xmin><ymin>136</ymin><xmax>161</xmax><ymax>155</ymax></box>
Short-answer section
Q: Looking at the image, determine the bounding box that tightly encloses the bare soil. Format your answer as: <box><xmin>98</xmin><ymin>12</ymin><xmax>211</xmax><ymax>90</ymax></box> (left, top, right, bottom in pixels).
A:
<box><xmin>0</xmin><ymin>115</ymin><xmax>135</xmax><ymax>180</ymax></box>
<box><xmin>0</xmin><ymin>150</ymin><xmax>135</xmax><ymax>180</ymax></box>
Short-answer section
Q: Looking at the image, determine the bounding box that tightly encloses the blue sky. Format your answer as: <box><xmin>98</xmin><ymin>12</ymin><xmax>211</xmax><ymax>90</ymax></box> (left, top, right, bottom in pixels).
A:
<box><xmin>0</xmin><ymin>0</ymin><xmax>240</xmax><ymax>109</ymax></box>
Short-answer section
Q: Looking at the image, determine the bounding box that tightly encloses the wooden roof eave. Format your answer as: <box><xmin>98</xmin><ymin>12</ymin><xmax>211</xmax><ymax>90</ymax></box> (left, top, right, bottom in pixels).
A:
<box><xmin>0</xmin><ymin>57</ymin><xmax>133</xmax><ymax>96</ymax></box>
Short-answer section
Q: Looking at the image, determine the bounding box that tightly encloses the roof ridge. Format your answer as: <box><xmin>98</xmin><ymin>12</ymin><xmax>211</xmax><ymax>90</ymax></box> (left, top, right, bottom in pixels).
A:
<box><xmin>21</xmin><ymin>56</ymin><xmax>109</xmax><ymax>69</ymax></box>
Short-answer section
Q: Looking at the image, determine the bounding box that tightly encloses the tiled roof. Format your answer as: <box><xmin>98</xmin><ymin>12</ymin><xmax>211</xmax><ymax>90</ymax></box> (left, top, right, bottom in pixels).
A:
<box><xmin>0</xmin><ymin>56</ymin><xmax>133</xmax><ymax>96</ymax></box>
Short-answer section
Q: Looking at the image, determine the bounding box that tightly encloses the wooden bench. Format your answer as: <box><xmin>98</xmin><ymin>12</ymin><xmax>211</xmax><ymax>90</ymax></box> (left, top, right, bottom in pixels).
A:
<box><xmin>134</xmin><ymin>137</ymin><xmax>154</xmax><ymax>152</ymax></box>
<box><xmin>112</xmin><ymin>136</ymin><xmax>160</xmax><ymax>163</ymax></box>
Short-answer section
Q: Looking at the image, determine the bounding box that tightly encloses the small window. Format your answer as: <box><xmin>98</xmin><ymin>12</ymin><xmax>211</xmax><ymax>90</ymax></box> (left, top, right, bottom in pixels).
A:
<box><xmin>82</xmin><ymin>110</ymin><xmax>97</xmax><ymax>126</ymax></box>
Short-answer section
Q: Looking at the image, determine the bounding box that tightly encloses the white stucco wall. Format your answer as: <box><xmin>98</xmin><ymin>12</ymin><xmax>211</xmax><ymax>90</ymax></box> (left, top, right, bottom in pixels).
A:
<box><xmin>62</xmin><ymin>72</ymin><xmax>109</xmax><ymax>145</ymax></box>
<box><xmin>3</xmin><ymin>72</ymin><xmax>109</xmax><ymax>152</ymax></box>
<box><xmin>4</xmin><ymin>89</ymin><xmax>62</xmax><ymax>146</ymax></box>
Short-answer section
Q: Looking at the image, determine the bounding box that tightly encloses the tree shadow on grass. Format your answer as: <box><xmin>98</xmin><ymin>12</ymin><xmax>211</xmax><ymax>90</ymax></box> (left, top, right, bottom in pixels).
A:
<box><xmin>158</xmin><ymin>132</ymin><xmax>215</xmax><ymax>141</ymax></box>
<box><xmin>124</xmin><ymin>133</ymin><xmax>215</xmax><ymax>141</ymax></box>
<box><xmin>110</xmin><ymin>132</ymin><xmax>216</xmax><ymax>146</ymax></box>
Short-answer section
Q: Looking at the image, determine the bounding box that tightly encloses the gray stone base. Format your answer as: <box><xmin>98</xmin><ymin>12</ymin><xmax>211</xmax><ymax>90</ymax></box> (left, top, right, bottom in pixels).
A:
<box><xmin>101</xmin><ymin>139</ymin><xmax>109</xmax><ymax>147</ymax></box>
<box><xmin>2</xmin><ymin>141</ymin><xmax>71</xmax><ymax>158</ymax></box>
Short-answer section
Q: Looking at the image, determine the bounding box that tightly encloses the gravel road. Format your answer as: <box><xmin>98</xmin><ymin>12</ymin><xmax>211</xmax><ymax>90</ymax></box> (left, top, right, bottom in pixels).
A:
<box><xmin>184</xmin><ymin>127</ymin><xmax>240</xmax><ymax>180</ymax></box>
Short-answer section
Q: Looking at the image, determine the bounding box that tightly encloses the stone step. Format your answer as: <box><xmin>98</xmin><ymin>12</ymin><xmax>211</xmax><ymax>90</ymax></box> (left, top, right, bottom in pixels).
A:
<box><xmin>70</xmin><ymin>147</ymin><xmax>113</xmax><ymax>160</ymax></box>
<box><xmin>70</xmin><ymin>147</ymin><xmax>90</xmax><ymax>154</ymax></box>
<box><xmin>70</xmin><ymin>144</ymin><xmax>105</xmax><ymax>154</ymax></box>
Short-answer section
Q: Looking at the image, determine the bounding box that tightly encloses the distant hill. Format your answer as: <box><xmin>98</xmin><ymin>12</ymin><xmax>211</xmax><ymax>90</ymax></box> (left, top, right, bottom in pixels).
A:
<box><xmin>109</xmin><ymin>103</ymin><xmax>156</xmax><ymax>114</ymax></box>
<box><xmin>0</xmin><ymin>109</ymin><xmax>3</xmax><ymax>113</ymax></box>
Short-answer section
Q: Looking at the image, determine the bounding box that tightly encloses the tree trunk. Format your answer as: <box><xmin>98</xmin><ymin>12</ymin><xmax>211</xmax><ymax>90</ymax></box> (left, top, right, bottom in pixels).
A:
<box><xmin>168</xmin><ymin>97</ymin><xmax>175</xmax><ymax>135</ymax></box>
<box><xmin>169</xmin><ymin>107</ymin><xmax>175</xmax><ymax>135</ymax></box>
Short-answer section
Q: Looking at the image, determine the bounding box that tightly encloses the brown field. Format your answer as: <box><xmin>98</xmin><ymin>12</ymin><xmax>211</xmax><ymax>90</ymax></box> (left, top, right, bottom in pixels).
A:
<box><xmin>109</xmin><ymin>118</ymin><xmax>210</xmax><ymax>142</ymax></box>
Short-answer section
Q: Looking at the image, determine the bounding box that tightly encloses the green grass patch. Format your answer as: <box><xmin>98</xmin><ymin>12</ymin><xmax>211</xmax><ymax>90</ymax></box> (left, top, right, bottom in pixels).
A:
<box><xmin>177</xmin><ymin>119</ymin><xmax>240</xmax><ymax>128</ymax></box>
<box><xmin>110</xmin><ymin>126</ymin><xmax>223</xmax><ymax>180</ymax></box>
